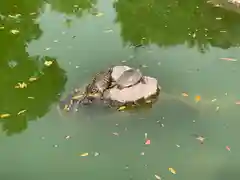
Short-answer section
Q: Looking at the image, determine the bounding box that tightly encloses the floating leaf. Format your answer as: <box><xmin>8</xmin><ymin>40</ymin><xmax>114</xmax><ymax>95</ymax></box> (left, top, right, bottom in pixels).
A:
<box><xmin>181</xmin><ymin>92</ymin><xmax>188</xmax><ymax>97</ymax></box>
<box><xmin>80</xmin><ymin>152</ymin><xmax>89</xmax><ymax>157</ymax></box>
<box><xmin>195</xmin><ymin>95</ymin><xmax>201</xmax><ymax>102</ymax></box>
<box><xmin>117</xmin><ymin>106</ymin><xmax>126</xmax><ymax>111</ymax></box>
<box><xmin>10</xmin><ymin>29</ymin><xmax>20</xmax><ymax>34</ymax></box>
<box><xmin>226</xmin><ymin>146</ymin><xmax>231</xmax><ymax>151</ymax></box>
<box><xmin>168</xmin><ymin>167</ymin><xmax>176</xmax><ymax>174</ymax></box>
<box><xmin>17</xmin><ymin>109</ymin><xmax>27</xmax><ymax>115</ymax></box>
<box><xmin>28</xmin><ymin>77</ymin><xmax>38</xmax><ymax>82</ymax></box>
<box><xmin>44</xmin><ymin>60</ymin><xmax>53</xmax><ymax>66</ymax></box>
<box><xmin>95</xmin><ymin>12</ymin><xmax>104</xmax><ymax>17</ymax></box>
<box><xmin>0</xmin><ymin>114</ymin><xmax>11</xmax><ymax>118</ymax></box>
<box><xmin>154</xmin><ymin>174</ymin><xmax>161</xmax><ymax>180</ymax></box>
<box><xmin>15</xmin><ymin>82</ymin><xmax>27</xmax><ymax>88</ymax></box>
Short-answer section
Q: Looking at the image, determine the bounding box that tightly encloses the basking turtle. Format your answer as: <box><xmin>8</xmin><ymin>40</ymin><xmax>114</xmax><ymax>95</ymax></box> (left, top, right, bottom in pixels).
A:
<box><xmin>111</xmin><ymin>68</ymin><xmax>146</xmax><ymax>90</ymax></box>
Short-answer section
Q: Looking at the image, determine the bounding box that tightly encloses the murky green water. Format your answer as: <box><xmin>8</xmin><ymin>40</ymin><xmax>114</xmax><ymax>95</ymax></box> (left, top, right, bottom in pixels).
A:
<box><xmin>1</xmin><ymin>0</ymin><xmax>240</xmax><ymax>179</ymax></box>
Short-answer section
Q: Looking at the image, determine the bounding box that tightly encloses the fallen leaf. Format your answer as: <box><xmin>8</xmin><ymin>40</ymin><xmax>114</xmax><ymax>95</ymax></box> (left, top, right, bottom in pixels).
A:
<box><xmin>195</xmin><ymin>95</ymin><xmax>201</xmax><ymax>102</ymax></box>
<box><xmin>10</xmin><ymin>29</ymin><xmax>20</xmax><ymax>34</ymax></box>
<box><xmin>220</xmin><ymin>58</ymin><xmax>237</xmax><ymax>62</ymax></box>
<box><xmin>17</xmin><ymin>109</ymin><xmax>27</xmax><ymax>115</ymax></box>
<box><xmin>28</xmin><ymin>77</ymin><xmax>38</xmax><ymax>82</ymax></box>
<box><xmin>112</xmin><ymin>132</ymin><xmax>119</xmax><ymax>136</ymax></box>
<box><xmin>15</xmin><ymin>82</ymin><xmax>27</xmax><ymax>88</ymax></box>
<box><xmin>0</xmin><ymin>113</ymin><xmax>11</xmax><ymax>118</ymax></box>
<box><xmin>235</xmin><ymin>101</ymin><xmax>240</xmax><ymax>105</ymax></box>
<box><xmin>154</xmin><ymin>174</ymin><xmax>161</xmax><ymax>180</ymax></box>
<box><xmin>117</xmin><ymin>106</ymin><xmax>126</xmax><ymax>111</ymax></box>
<box><xmin>80</xmin><ymin>152</ymin><xmax>89</xmax><ymax>157</ymax></box>
<box><xmin>72</xmin><ymin>94</ymin><xmax>84</xmax><ymax>100</ymax></box>
<box><xmin>226</xmin><ymin>146</ymin><xmax>231</xmax><ymax>151</ymax></box>
<box><xmin>169</xmin><ymin>167</ymin><xmax>176</xmax><ymax>174</ymax></box>
<box><xmin>182</xmin><ymin>92</ymin><xmax>188</xmax><ymax>97</ymax></box>
<box><xmin>95</xmin><ymin>12</ymin><xmax>104</xmax><ymax>17</ymax></box>
<box><xmin>44</xmin><ymin>60</ymin><xmax>53</xmax><ymax>66</ymax></box>
<box><xmin>145</xmin><ymin>139</ymin><xmax>151</xmax><ymax>145</ymax></box>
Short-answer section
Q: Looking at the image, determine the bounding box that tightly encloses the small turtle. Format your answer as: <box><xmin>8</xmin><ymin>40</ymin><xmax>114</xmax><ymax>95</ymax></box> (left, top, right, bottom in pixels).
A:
<box><xmin>86</xmin><ymin>68</ymin><xmax>112</xmax><ymax>95</ymax></box>
<box><xmin>111</xmin><ymin>68</ymin><xmax>146</xmax><ymax>90</ymax></box>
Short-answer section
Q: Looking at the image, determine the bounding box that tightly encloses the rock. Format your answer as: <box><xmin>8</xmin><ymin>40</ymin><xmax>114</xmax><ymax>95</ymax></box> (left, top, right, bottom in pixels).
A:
<box><xmin>104</xmin><ymin>75</ymin><xmax>160</xmax><ymax>106</ymax></box>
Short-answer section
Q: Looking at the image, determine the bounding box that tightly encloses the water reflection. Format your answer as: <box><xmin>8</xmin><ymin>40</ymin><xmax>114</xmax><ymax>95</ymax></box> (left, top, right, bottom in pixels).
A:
<box><xmin>0</xmin><ymin>0</ymin><xmax>67</xmax><ymax>136</ymax></box>
<box><xmin>113</xmin><ymin>0</ymin><xmax>240</xmax><ymax>52</ymax></box>
<box><xmin>47</xmin><ymin>0</ymin><xmax>97</xmax><ymax>17</ymax></box>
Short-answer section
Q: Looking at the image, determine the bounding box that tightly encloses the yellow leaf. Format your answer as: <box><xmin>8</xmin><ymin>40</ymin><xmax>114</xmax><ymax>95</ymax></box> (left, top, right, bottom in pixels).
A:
<box><xmin>15</xmin><ymin>82</ymin><xmax>27</xmax><ymax>88</ymax></box>
<box><xmin>0</xmin><ymin>114</ymin><xmax>11</xmax><ymax>118</ymax></box>
<box><xmin>17</xmin><ymin>109</ymin><xmax>27</xmax><ymax>115</ymax></box>
<box><xmin>29</xmin><ymin>77</ymin><xmax>38</xmax><ymax>82</ymax></box>
<box><xmin>80</xmin><ymin>152</ymin><xmax>89</xmax><ymax>157</ymax></box>
<box><xmin>72</xmin><ymin>94</ymin><xmax>83</xmax><ymax>100</ymax></box>
<box><xmin>117</xmin><ymin>106</ymin><xmax>126</xmax><ymax>111</ymax></box>
<box><xmin>44</xmin><ymin>60</ymin><xmax>53</xmax><ymax>66</ymax></box>
<box><xmin>168</xmin><ymin>167</ymin><xmax>176</xmax><ymax>174</ymax></box>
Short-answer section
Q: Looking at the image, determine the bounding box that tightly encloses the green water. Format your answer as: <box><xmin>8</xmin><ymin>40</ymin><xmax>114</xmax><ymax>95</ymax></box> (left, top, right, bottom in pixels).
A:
<box><xmin>1</xmin><ymin>0</ymin><xmax>240</xmax><ymax>179</ymax></box>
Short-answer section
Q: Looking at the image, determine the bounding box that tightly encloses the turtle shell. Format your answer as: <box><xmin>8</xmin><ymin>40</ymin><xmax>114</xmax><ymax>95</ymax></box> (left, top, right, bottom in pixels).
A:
<box><xmin>116</xmin><ymin>69</ymin><xmax>143</xmax><ymax>89</ymax></box>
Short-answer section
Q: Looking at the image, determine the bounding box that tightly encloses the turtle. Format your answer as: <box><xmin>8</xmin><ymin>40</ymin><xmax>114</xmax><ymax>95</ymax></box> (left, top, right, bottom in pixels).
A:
<box><xmin>111</xmin><ymin>68</ymin><xmax>146</xmax><ymax>90</ymax></box>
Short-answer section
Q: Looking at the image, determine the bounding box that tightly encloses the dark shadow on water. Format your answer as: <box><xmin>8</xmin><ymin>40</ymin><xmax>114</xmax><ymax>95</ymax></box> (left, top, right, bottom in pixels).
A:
<box><xmin>0</xmin><ymin>0</ymin><xmax>67</xmax><ymax>136</ymax></box>
<box><xmin>113</xmin><ymin>0</ymin><xmax>240</xmax><ymax>53</ymax></box>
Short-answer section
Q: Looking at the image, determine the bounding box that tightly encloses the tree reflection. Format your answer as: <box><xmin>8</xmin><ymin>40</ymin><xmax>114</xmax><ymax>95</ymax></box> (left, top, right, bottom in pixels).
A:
<box><xmin>47</xmin><ymin>0</ymin><xmax>97</xmax><ymax>17</ymax></box>
<box><xmin>114</xmin><ymin>0</ymin><xmax>240</xmax><ymax>52</ymax></box>
<box><xmin>0</xmin><ymin>0</ymin><xmax>67</xmax><ymax>136</ymax></box>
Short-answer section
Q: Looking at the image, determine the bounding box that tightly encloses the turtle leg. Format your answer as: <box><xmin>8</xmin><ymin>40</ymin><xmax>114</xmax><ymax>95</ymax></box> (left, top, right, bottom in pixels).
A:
<box><xmin>140</xmin><ymin>77</ymin><xmax>146</xmax><ymax>84</ymax></box>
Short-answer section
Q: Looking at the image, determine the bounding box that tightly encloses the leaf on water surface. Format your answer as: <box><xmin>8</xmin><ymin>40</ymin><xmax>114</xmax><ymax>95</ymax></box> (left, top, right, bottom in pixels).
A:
<box><xmin>80</xmin><ymin>152</ymin><xmax>89</xmax><ymax>157</ymax></box>
<box><xmin>181</xmin><ymin>92</ymin><xmax>188</xmax><ymax>97</ymax></box>
<box><xmin>44</xmin><ymin>60</ymin><xmax>53</xmax><ymax>66</ymax></box>
<box><xmin>168</xmin><ymin>167</ymin><xmax>176</xmax><ymax>174</ymax></box>
<box><xmin>17</xmin><ymin>109</ymin><xmax>27</xmax><ymax>115</ymax></box>
<box><xmin>117</xmin><ymin>106</ymin><xmax>126</xmax><ymax>111</ymax></box>
<box><xmin>145</xmin><ymin>139</ymin><xmax>151</xmax><ymax>145</ymax></box>
<box><xmin>28</xmin><ymin>77</ymin><xmax>38</xmax><ymax>82</ymax></box>
<box><xmin>220</xmin><ymin>58</ymin><xmax>237</xmax><ymax>62</ymax></box>
<box><xmin>195</xmin><ymin>95</ymin><xmax>201</xmax><ymax>102</ymax></box>
<box><xmin>226</xmin><ymin>146</ymin><xmax>231</xmax><ymax>151</ymax></box>
<box><xmin>0</xmin><ymin>114</ymin><xmax>11</xmax><ymax>118</ymax></box>
<box><xmin>10</xmin><ymin>29</ymin><xmax>20</xmax><ymax>34</ymax></box>
<box><xmin>235</xmin><ymin>101</ymin><xmax>240</xmax><ymax>105</ymax></box>
<box><xmin>154</xmin><ymin>174</ymin><xmax>161</xmax><ymax>180</ymax></box>
<box><xmin>112</xmin><ymin>132</ymin><xmax>119</xmax><ymax>136</ymax></box>
<box><xmin>15</xmin><ymin>82</ymin><xmax>27</xmax><ymax>88</ymax></box>
<box><xmin>95</xmin><ymin>12</ymin><xmax>104</xmax><ymax>17</ymax></box>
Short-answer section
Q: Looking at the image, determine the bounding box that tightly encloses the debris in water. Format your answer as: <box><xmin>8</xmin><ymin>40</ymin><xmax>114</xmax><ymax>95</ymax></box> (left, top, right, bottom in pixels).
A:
<box><xmin>144</xmin><ymin>133</ymin><xmax>148</xmax><ymax>139</ymax></box>
<box><xmin>28</xmin><ymin>96</ymin><xmax>35</xmax><ymax>99</ymax></box>
<box><xmin>54</xmin><ymin>145</ymin><xmax>58</xmax><ymax>148</ymax></box>
<box><xmin>235</xmin><ymin>101</ymin><xmax>240</xmax><ymax>105</ymax></box>
<box><xmin>44</xmin><ymin>60</ymin><xmax>53</xmax><ymax>66</ymax></box>
<box><xmin>10</xmin><ymin>29</ymin><xmax>20</xmax><ymax>34</ymax></box>
<box><xmin>220</xmin><ymin>58</ymin><xmax>237</xmax><ymax>62</ymax></box>
<box><xmin>94</xmin><ymin>152</ymin><xmax>100</xmax><ymax>156</ymax></box>
<box><xmin>215</xmin><ymin>106</ymin><xmax>220</xmax><ymax>112</ymax></box>
<box><xmin>95</xmin><ymin>12</ymin><xmax>104</xmax><ymax>17</ymax></box>
<box><xmin>176</xmin><ymin>144</ymin><xmax>180</xmax><ymax>148</ymax></box>
<box><xmin>53</xmin><ymin>39</ymin><xmax>59</xmax><ymax>43</ymax></box>
<box><xmin>45</xmin><ymin>47</ymin><xmax>51</xmax><ymax>51</ymax></box>
<box><xmin>216</xmin><ymin>17</ymin><xmax>222</xmax><ymax>20</ymax></box>
<box><xmin>194</xmin><ymin>135</ymin><xmax>205</xmax><ymax>144</ymax></box>
<box><xmin>211</xmin><ymin>98</ymin><xmax>217</xmax><ymax>102</ymax></box>
<box><xmin>0</xmin><ymin>114</ymin><xmax>11</xmax><ymax>118</ymax></box>
<box><xmin>112</xmin><ymin>132</ymin><xmax>119</xmax><ymax>136</ymax></box>
<box><xmin>28</xmin><ymin>77</ymin><xmax>38</xmax><ymax>82</ymax></box>
<box><xmin>182</xmin><ymin>92</ymin><xmax>188</xmax><ymax>97</ymax></box>
<box><xmin>195</xmin><ymin>95</ymin><xmax>201</xmax><ymax>102</ymax></box>
<box><xmin>168</xmin><ymin>167</ymin><xmax>176</xmax><ymax>174</ymax></box>
<box><xmin>141</xmin><ymin>152</ymin><xmax>145</xmax><ymax>155</ymax></box>
<box><xmin>17</xmin><ymin>109</ymin><xmax>27</xmax><ymax>115</ymax></box>
<box><xmin>15</xmin><ymin>82</ymin><xmax>27</xmax><ymax>88</ymax></box>
<box><xmin>154</xmin><ymin>174</ymin><xmax>161</xmax><ymax>180</ymax></box>
<box><xmin>104</xmin><ymin>29</ymin><xmax>113</xmax><ymax>33</ymax></box>
<box><xmin>117</xmin><ymin>106</ymin><xmax>126</xmax><ymax>111</ymax></box>
<box><xmin>145</xmin><ymin>139</ymin><xmax>151</xmax><ymax>145</ymax></box>
<box><xmin>65</xmin><ymin>135</ymin><xmax>71</xmax><ymax>139</ymax></box>
<box><xmin>226</xmin><ymin>146</ymin><xmax>231</xmax><ymax>151</ymax></box>
<box><xmin>80</xmin><ymin>152</ymin><xmax>89</xmax><ymax>157</ymax></box>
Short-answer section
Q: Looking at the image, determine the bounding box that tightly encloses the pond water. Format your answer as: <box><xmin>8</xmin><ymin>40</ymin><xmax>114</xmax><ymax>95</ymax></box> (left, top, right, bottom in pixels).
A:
<box><xmin>1</xmin><ymin>0</ymin><xmax>240</xmax><ymax>179</ymax></box>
